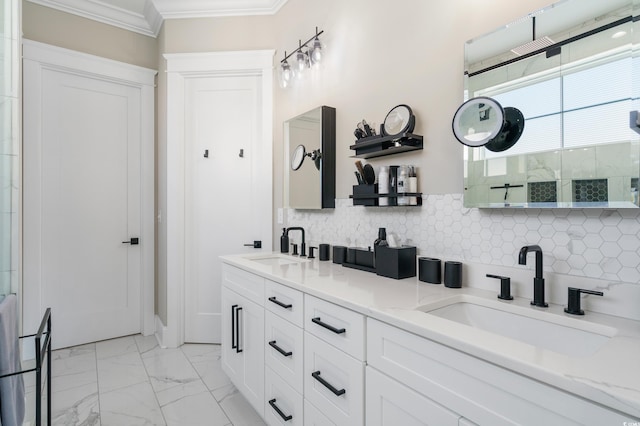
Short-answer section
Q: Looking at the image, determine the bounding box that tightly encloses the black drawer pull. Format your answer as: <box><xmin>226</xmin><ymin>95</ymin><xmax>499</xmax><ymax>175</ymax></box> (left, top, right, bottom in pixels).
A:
<box><xmin>231</xmin><ymin>305</ymin><xmax>238</xmax><ymax>349</ymax></box>
<box><xmin>311</xmin><ymin>317</ymin><xmax>345</xmax><ymax>334</ymax></box>
<box><xmin>268</xmin><ymin>398</ymin><xmax>293</xmax><ymax>421</ymax></box>
<box><xmin>268</xmin><ymin>340</ymin><xmax>293</xmax><ymax>357</ymax></box>
<box><xmin>268</xmin><ymin>296</ymin><xmax>292</xmax><ymax>309</ymax></box>
<box><xmin>235</xmin><ymin>306</ymin><xmax>243</xmax><ymax>353</ymax></box>
<box><xmin>312</xmin><ymin>370</ymin><xmax>345</xmax><ymax>396</ymax></box>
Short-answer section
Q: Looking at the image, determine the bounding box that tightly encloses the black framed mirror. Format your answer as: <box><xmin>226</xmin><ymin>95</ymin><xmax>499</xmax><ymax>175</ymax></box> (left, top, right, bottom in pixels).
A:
<box><xmin>382</xmin><ymin>104</ymin><xmax>415</xmax><ymax>137</ymax></box>
<box><xmin>285</xmin><ymin>106</ymin><xmax>336</xmax><ymax>209</ymax></box>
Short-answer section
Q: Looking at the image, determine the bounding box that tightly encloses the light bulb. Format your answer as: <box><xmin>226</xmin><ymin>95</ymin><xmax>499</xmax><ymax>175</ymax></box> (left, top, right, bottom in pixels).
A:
<box><xmin>282</xmin><ymin>61</ymin><xmax>293</xmax><ymax>82</ymax></box>
<box><xmin>296</xmin><ymin>49</ymin><xmax>306</xmax><ymax>72</ymax></box>
<box><xmin>311</xmin><ymin>37</ymin><xmax>322</xmax><ymax>64</ymax></box>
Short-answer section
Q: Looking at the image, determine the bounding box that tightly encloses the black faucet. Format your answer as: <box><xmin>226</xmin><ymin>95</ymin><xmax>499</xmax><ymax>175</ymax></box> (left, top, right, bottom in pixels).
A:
<box><xmin>286</xmin><ymin>227</ymin><xmax>306</xmax><ymax>257</ymax></box>
<box><xmin>518</xmin><ymin>245</ymin><xmax>548</xmax><ymax>307</ymax></box>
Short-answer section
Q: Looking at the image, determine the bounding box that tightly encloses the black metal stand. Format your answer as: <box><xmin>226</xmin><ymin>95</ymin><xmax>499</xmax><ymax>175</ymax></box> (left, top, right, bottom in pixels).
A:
<box><xmin>0</xmin><ymin>308</ymin><xmax>52</xmax><ymax>426</ymax></box>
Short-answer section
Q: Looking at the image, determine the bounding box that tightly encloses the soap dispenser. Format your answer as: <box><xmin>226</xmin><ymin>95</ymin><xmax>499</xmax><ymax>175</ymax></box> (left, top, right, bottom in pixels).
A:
<box><xmin>280</xmin><ymin>228</ymin><xmax>289</xmax><ymax>253</ymax></box>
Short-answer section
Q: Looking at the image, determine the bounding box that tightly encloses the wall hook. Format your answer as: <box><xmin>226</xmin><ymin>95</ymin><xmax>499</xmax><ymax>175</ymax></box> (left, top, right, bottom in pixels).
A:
<box><xmin>239</xmin><ymin>149</ymin><xmax>244</xmax><ymax>158</ymax></box>
<box><xmin>204</xmin><ymin>149</ymin><xmax>209</xmax><ymax>158</ymax></box>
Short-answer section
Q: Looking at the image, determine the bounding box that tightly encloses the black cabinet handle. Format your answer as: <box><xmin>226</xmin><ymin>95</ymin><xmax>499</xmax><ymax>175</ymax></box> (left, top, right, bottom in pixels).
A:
<box><xmin>311</xmin><ymin>317</ymin><xmax>345</xmax><ymax>334</ymax></box>
<box><xmin>268</xmin><ymin>340</ymin><xmax>292</xmax><ymax>357</ymax></box>
<box><xmin>268</xmin><ymin>398</ymin><xmax>293</xmax><ymax>422</ymax></box>
<box><xmin>235</xmin><ymin>306</ymin><xmax>243</xmax><ymax>353</ymax></box>
<box><xmin>231</xmin><ymin>305</ymin><xmax>238</xmax><ymax>349</ymax></box>
<box><xmin>268</xmin><ymin>296</ymin><xmax>292</xmax><ymax>309</ymax></box>
<box><xmin>311</xmin><ymin>371</ymin><xmax>345</xmax><ymax>396</ymax></box>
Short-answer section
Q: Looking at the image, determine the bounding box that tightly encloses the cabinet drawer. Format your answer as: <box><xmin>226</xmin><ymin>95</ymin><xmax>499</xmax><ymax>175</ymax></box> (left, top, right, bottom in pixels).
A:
<box><xmin>222</xmin><ymin>264</ymin><xmax>265</xmax><ymax>305</ymax></box>
<box><xmin>304</xmin><ymin>295</ymin><xmax>365</xmax><ymax>360</ymax></box>
<box><xmin>265</xmin><ymin>311</ymin><xmax>304</xmax><ymax>394</ymax></box>
<box><xmin>304</xmin><ymin>400</ymin><xmax>336</xmax><ymax>426</ymax></box>
<box><xmin>367</xmin><ymin>318</ymin><xmax>628</xmax><ymax>426</ymax></box>
<box><xmin>366</xmin><ymin>366</ymin><xmax>459</xmax><ymax>426</ymax></box>
<box><xmin>265</xmin><ymin>366</ymin><xmax>303</xmax><ymax>426</ymax></box>
<box><xmin>265</xmin><ymin>279</ymin><xmax>303</xmax><ymax>327</ymax></box>
<box><xmin>304</xmin><ymin>332</ymin><xmax>364</xmax><ymax>426</ymax></box>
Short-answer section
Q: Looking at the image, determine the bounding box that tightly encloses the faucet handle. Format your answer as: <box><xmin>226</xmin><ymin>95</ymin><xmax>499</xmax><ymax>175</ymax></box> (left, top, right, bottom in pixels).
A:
<box><xmin>308</xmin><ymin>247</ymin><xmax>317</xmax><ymax>259</ymax></box>
<box><xmin>486</xmin><ymin>274</ymin><xmax>513</xmax><ymax>300</ymax></box>
<box><xmin>291</xmin><ymin>243</ymin><xmax>299</xmax><ymax>256</ymax></box>
<box><xmin>564</xmin><ymin>287</ymin><xmax>603</xmax><ymax>315</ymax></box>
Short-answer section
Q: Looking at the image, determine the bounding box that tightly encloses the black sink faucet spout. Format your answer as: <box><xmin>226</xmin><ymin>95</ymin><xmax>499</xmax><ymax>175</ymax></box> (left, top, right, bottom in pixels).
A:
<box><xmin>286</xmin><ymin>227</ymin><xmax>306</xmax><ymax>257</ymax></box>
<box><xmin>518</xmin><ymin>244</ymin><xmax>548</xmax><ymax>307</ymax></box>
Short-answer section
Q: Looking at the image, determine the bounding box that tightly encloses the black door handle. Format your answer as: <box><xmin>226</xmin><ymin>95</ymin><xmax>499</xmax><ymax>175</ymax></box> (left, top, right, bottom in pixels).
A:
<box><xmin>122</xmin><ymin>238</ymin><xmax>139</xmax><ymax>245</ymax></box>
<box><xmin>311</xmin><ymin>317</ymin><xmax>346</xmax><ymax>334</ymax></box>
<box><xmin>235</xmin><ymin>306</ymin><xmax>243</xmax><ymax>353</ymax></box>
<box><xmin>268</xmin><ymin>340</ymin><xmax>292</xmax><ymax>357</ymax></box>
<box><xmin>268</xmin><ymin>297</ymin><xmax>292</xmax><ymax>309</ymax></box>
<box><xmin>268</xmin><ymin>399</ymin><xmax>293</xmax><ymax>421</ymax></box>
<box><xmin>244</xmin><ymin>240</ymin><xmax>262</xmax><ymax>248</ymax></box>
<box><xmin>231</xmin><ymin>305</ymin><xmax>237</xmax><ymax>349</ymax></box>
<box><xmin>311</xmin><ymin>371</ymin><xmax>345</xmax><ymax>396</ymax></box>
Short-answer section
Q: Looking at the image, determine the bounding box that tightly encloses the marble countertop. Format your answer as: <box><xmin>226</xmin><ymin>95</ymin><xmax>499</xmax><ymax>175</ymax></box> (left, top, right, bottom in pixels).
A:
<box><xmin>220</xmin><ymin>252</ymin><xmax>640</xmax><ymax>418</ymax></box>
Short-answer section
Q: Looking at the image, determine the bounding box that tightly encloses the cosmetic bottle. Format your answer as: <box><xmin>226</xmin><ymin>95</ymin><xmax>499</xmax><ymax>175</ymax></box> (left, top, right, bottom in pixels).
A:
<box><xmin>280</xmin><ymin>228</ymin><xmax>289</xmax><ymax>253</ymax></box>
<box><xmin>378</xmin><ymin>166</ymin><xmax>389</xmax><ymax>206</ymax></box>
<box><xmin>408</xmin><ymin>165</ymin><xmax>418</xmax><ymax>205</ymax></box>
<box><xmin>373</xmin><ymin>227</ymin><xmax>389</xmax><ymax>268</ymax></box>
<box><xmin>397</xmin><ymin>166</ymin><xmax>409</xmax><ymax>206</ymax></box>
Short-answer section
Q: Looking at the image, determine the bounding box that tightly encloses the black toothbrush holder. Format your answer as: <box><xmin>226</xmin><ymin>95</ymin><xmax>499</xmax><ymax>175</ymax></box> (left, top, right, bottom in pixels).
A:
<box><xmin>444</xmin><ymin>261</ymin><xmax>463</xmax><ymax>288</ymax></box>
<box><xmin>418</xmin><ymin>257</ymin><xmax>441</xmax><ymax>284</ymax></box>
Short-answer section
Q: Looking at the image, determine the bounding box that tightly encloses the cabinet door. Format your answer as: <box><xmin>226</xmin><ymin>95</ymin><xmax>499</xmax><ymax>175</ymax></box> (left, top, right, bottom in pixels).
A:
<box><xmin>239</xmin><ymin>294</ymin><xmax>265</xmax><ymax>418</ymax></box>
<box><xmin>366</xmin><ymin>367</ymin><xmax>459</xmax><ymax>426</ymax></box>
<box><xmin>221</xmin><ymin>286</ymin><xmax>265</xmax><ymax>418</ymax></box>
<box><xmin>221</xmin><ymin>286</ymin><xmax>243</xmax><ymax>383</ymax></box>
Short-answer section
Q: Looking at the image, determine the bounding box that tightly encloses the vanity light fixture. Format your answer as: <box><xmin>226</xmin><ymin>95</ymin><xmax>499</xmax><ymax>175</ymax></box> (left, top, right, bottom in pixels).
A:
<box><xmin>279</xmin><ymin>27</ymin><xmax>325</xmax><ymax>88</ymax></box>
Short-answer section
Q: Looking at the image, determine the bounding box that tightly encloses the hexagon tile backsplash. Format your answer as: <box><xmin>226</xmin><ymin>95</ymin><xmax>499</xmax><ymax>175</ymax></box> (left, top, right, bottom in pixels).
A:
<box><xmin>287</xmin><ymin>194</ymin><xmax>640</xmax><ymax>284</ymax></box>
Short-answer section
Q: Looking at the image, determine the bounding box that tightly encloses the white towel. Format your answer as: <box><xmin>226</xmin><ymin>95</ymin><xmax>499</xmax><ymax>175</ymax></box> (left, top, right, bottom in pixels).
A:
<box><xmin>0</xmin><ymin>294</ymin><xmax>25</xmax><ymax>426</ymax></box>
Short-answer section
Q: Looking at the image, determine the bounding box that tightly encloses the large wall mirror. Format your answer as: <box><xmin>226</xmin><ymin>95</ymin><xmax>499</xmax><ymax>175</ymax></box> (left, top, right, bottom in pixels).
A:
<box><xmin>285</xmin><ymin>106</ymin><xmax>336</xmax><ymax>209</ymax></box>
<box><xmin>463</xmin><ymin>0</ymin><xmax>640</xmax><ymax>208</ymax></box>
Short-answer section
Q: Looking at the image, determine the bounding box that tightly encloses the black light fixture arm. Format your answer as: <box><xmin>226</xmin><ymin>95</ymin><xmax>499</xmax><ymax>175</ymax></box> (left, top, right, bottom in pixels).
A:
<box><xmin>280</xmin><ymin>27</ymin><xmax>324</xmax><ymax>63</ymax></box>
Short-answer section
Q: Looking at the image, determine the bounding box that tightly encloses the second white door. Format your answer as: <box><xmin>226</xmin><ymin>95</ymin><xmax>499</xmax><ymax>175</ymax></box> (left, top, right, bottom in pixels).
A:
<box><xmin>184</xmin><ymin>74</ymin><xmax>268</xmax><ymax>343</ymax></box>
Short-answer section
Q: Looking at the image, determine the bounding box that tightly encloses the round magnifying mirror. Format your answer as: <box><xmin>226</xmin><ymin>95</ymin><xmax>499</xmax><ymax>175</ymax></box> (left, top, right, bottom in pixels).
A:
<box><xmin>452</xmin><ymin>97</ymin><xmax>504</xmax><ymax>147</ymax></box>
<box><xmin>383</xmin><ymin>104</ymin><xmax>415</xmax><ymax>137</ymax></box>
<box><xmin>291</xmin><ymin>144</ymin><xmax>306</xmax><ymax>170</ymax></box>
<box><xmin>484</xmin><ymin>107</ymin><xmax>525</xmax><ymax>152</ymax></box>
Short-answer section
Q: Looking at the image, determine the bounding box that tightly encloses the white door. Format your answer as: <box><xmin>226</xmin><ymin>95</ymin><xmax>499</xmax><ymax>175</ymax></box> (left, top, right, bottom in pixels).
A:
<box><xmin>23</xmin><ymin>41</ymin><xmax>155</xmax><ymax>349</ymax></box>
<box><xmin>185</xmin><ymin>75</ymin><xmax>267</xmax><ymax>343</ymax></box>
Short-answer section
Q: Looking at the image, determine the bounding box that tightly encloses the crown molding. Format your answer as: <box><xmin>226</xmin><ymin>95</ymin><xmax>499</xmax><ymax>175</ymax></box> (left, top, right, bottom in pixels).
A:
<box><xmin>27</xmin><ymin>0</ymin><xmax>162</xmax><ymax>37</ymax></box>
<box><xmin>26</xmin><ymin>0</ymin><xmax>289</xmax><ymax>38</ymax></box>
<box><xmin>152</xmin><ymin>0</ymin><xmax>288</xmax><ymax>19</ymax></box>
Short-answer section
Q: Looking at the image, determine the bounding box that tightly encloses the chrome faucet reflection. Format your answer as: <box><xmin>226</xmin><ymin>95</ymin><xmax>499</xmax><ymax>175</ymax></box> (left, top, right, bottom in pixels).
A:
<box><xmin>518</xmin><ymin>245</ymin><xmax>548</xmax><ymax>307</ymax></box>
<box><xmin>286</xmin><ymin>227</ymin><xmax>306</xmax><ymax>257</ymax></box>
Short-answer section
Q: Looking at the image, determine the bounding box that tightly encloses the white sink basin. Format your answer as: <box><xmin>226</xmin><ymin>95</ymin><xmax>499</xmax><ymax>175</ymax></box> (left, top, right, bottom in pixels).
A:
<box><xmin>250</xmin><ymin>255</ymin><xmax>308</xmax><ymax>266</ymax></box>
<box><xmin>419</xmin><ymin>295</ymin><xmax>616</xmax><ymax>357</ymax></box>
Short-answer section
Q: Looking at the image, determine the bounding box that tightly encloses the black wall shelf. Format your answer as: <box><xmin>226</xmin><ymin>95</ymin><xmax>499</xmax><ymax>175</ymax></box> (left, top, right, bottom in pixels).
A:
<box><xmin>350</xmin><ymin>133</ymin><xmax>423</xmax><ymax>159</ymax></box>
<box><xmin>350</xmin><ymin>192</ymin><xmax>423</xmax><ymax>207</ymax></box>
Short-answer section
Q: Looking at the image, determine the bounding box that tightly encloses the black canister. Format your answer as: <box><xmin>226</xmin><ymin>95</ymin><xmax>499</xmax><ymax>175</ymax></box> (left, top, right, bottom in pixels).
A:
<box><xmin>280</xmin><ymin>228</ymin><xmax>289</xmax><ymax>253</ymax></box>
<box><xmin>418</xmin><ymin>257</ymin><xmax>441</xmax><ymax>284</ymax></box>
<box><xmin>333</xmin><ymin>246</ymin><xmax>347</xmax><ymax>264</ymax></box>
<box><xmin>319</xmin><ymin>244</ymin><xmax>330</xmax><ymax>261</ymax></box>
<box><xmin>444</xmin><ymin>261</ymin><xmax>463</xmax><ymax>288</ymax></box>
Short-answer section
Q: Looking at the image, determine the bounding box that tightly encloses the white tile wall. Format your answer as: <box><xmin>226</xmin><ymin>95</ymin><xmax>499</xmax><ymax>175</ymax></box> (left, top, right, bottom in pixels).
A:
<box><xmin>287</xmin><ymin>195</ymin><xmax>640</xmax><ymax>285</ymax></box>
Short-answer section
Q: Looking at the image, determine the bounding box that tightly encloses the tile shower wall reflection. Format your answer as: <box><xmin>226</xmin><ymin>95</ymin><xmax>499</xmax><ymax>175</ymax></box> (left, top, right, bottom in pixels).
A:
<box><xmin>288</xmin><ymin>195</ymin><xmax>640</xmax><ymax>284</ymax></box>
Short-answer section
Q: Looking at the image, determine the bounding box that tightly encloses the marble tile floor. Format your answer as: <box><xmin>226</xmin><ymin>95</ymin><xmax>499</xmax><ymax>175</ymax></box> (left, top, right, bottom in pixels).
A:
<box><xmin>41</xmin><ymin>334</ymin><xmax>266</xmax><ymax>426</ymax></box>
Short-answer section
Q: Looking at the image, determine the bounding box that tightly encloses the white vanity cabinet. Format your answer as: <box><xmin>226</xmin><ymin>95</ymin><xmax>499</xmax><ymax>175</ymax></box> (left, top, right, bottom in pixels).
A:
<box><xmin>367</xmin><ymin>318</ymin><xmax>630</xmax><ymax>426</ymax></box>
<box><xmin>221</xmin><ymin>265</ymin><xmax>265</xmax><ymax>417</ymax></box>
<box><xmin>304</xmin><ymin>295</ymin><xmax>365</xmax><ymax>426</ymax></box>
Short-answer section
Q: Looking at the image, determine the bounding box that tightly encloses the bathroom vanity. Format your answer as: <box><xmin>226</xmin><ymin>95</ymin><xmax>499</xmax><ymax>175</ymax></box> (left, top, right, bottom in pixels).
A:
<box><xmin>220</xmin><ymin>253</ymin><xmax>640</xmax><ymax>425</ymax></box>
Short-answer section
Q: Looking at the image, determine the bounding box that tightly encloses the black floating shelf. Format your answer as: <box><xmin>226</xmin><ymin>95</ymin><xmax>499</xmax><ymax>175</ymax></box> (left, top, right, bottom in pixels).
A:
<box><xmin>349</xmin><ymin>192</ymin><xmax>423</xmax><ymax>207</ymax></box>
<box><xmin>350</xmin><ymin>133</ymin><xmax>423</xmax><ymax>159</ymax></box>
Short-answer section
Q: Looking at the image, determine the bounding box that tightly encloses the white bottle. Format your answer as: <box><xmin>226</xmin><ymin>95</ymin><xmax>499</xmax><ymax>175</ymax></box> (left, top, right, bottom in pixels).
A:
<box><xmin>408</xmin><ymin>165</ymin><xmax>418</xmax><ymax>206</ymax></box>
<box><xmin>378</xmin><ymin>166</ymin><xmax>389</xmax><ymax>206</ymax></box>
<box><xmin>397</xmin><ymin>165</ymin><xmax>409</xmax><ymax>206</ymax></box>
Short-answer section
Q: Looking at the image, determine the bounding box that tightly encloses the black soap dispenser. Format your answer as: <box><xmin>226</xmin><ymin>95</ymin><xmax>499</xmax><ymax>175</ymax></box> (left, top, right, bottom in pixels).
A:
<box><xmin>373</xmin><ymin>227</ymin><xmax>388</xmax><ymax>268</ymax></box>
<box><xmin>280</xmin><ymin>228</ymin><xmax>289</xmax><ymax>254</ymax></box>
